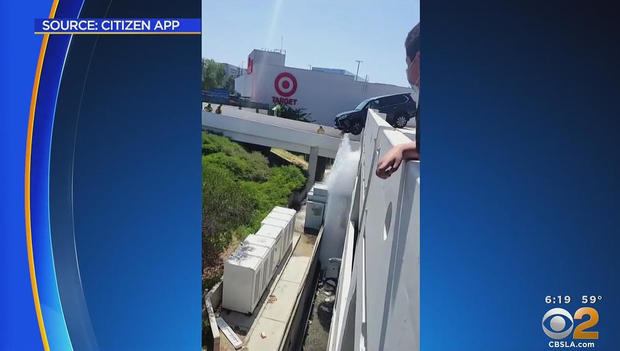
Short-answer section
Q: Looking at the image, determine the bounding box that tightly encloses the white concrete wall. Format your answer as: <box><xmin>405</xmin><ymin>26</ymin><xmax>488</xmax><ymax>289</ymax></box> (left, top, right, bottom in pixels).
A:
<box><xmin>235</xmin><ymin>60</ymin><xmax>411</xmax><ymax>126</ymax></box>
<box><xmin>234</xmin><ymin>73</ymin><xmax>252</xmax><ymax>97</ymax></box>
<box><xmin>329</xmin><ymin>110</ymin><xmax>419</xmax><ymax>351</ymax></box>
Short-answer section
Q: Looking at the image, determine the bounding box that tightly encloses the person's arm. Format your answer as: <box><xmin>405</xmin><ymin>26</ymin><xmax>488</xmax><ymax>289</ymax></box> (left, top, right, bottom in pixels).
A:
<box><xmin>375</xmin><ymin>142</ymin><xmax>418</xmax><ymax>179</ymax></box>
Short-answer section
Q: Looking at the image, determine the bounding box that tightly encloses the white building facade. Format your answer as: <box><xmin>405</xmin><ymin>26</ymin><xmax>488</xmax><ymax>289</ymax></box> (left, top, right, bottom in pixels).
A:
<box><xmin>235</xmin><ymin>49</ymin><xmax>412</xmax><ymax>126</ymax></box>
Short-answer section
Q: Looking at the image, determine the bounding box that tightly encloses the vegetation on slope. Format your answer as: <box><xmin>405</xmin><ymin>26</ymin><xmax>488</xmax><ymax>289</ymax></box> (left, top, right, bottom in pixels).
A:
<box><xmin>201</xmin><ymin>132</ymin><xmax>306</xmax><ymax>290</ymax></box>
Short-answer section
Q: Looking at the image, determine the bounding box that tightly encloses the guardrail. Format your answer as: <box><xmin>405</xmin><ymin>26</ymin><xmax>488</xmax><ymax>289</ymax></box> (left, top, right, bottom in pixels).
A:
<box><xmin>328</xmin><ymin>109</ymin><xmax>420</xmax><ymax>351</ymax></box>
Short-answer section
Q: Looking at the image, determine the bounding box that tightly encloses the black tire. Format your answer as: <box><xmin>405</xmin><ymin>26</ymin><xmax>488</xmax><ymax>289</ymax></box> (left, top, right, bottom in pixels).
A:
<box><xmin>390</xmin><ymin>112</ymin><xmax>409</xmax><ymax>128</ymax></box>
<box><xmin>350</xmin><ymin>121</ymin><xmax>363</xmax><ymax>135</ymax></box>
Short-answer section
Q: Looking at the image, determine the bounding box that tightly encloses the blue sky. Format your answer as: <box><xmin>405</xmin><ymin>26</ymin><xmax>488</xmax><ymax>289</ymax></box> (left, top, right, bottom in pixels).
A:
<box><xmin>202</xmin><ymin>0</ymin><xmax>419</xmax><ymax>87</ymax></box>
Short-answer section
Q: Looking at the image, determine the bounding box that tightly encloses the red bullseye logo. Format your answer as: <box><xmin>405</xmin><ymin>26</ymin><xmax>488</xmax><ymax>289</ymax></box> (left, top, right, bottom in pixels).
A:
<box><xmin>274</xmin><ymin>72</ymin><xmax>297</xmax><ymax>97</ymax></box>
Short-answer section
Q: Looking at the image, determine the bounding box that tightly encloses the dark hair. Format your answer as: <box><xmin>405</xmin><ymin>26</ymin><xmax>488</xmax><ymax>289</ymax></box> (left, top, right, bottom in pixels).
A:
<box><xmin>406</xmin><ymin>23</ymin><xmax>420</xmax><ymax>60</ymax></box>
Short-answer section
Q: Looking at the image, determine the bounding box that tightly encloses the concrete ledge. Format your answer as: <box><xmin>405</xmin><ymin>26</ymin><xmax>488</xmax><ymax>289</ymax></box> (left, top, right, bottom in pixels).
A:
<box><xmin>205</xmin><ymin>281</ymin><xmax>223</xmax><ymax>351</ymax></box>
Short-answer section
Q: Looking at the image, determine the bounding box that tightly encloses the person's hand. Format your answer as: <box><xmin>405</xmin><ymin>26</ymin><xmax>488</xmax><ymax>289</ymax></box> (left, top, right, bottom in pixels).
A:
<box><xmin>376</xmin><ymin>144</ymin><xmax>405</xmax><ymax>179</ymax></box>
<box><xmin>375</xmin><ymin>142</ymin><xmax>418</xmax><ymax>179</ymax></box>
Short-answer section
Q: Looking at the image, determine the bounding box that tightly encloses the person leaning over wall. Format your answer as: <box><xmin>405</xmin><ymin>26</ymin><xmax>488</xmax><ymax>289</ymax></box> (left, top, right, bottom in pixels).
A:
<box><xmin>376</xmin><ymin>22</ymin><xmax>420</xmax><ymax>179</ymax></box>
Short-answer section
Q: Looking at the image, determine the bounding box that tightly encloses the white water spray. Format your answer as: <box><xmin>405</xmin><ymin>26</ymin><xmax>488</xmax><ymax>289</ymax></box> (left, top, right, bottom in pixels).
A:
<box><xmin>319</xmin><ymin>134</ymin><xmax>360</xmax><ymax>266</ymax></box>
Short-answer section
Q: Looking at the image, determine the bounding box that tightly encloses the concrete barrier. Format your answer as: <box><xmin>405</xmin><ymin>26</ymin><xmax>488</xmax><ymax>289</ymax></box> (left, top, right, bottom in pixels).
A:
<box><xmin>328</xmin><ymin>109</ymin><xmax>419</xmax><ymax>351</ymax></box>
<box><xmin>205</xmin><ymin>281</ymin><xmax>222</xmax><ymax>351</ymax></box>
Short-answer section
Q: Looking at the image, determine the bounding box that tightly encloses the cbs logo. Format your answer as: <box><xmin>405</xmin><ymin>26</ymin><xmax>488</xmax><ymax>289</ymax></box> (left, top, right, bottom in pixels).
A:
<box><xmin>542</xmin><ymin>307</ymin><xmax>599</xmax><ymax>340</ymax></box>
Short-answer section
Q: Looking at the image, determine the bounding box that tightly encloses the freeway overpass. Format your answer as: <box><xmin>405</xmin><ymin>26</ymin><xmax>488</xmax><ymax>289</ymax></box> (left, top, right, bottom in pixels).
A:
<box><xmin>201</xmin><ymin>106</ymin><xmax>344</xmax><ymax>159</ymax></box>
<box><xmin>202</xmin><ymin>105</ymin><xmax>353</xmax><ymax>193</ymax></box>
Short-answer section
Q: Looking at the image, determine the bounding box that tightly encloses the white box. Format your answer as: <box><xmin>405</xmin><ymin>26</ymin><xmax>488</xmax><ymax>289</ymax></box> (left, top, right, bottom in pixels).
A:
<box><xmin>272</xmin><ymin>206</ymin><xmax>296</xmax><ymax>216</ymax></box>
<box><xmin>238</xmin><ymin>242</ymin><xmax>271</xmax><ymax>290</ymax></box>
<box><xmin>244</xmin><ymin>234</ymin><xmax>277</xmax><ymax>278</ymax></box>
<box><xmin>273</xmin><ymin>207</ymin><xmax>297</xmax><ymax>245</ymax></box>
<box><xmin>266</xmin><ymin>212</ymin><xmax>293</xmax><ymax>251</ymax></box>
<box><xmin>223</xmin><ymin>247</ymin><xmax>266</xmax><ymax>314</ymax></box>
<box><xmin>304</xmin><ymin>200</ymin><xmax>325</xmax><ymax>233</ymax></box>
<box><xmin>308</xmin><ymin>190</ymin><xmax>328</xmax><ymax>204</ymax></box>
<box><xmin>312</xmin><ymin>183</ymin><xmax>329</xmax><ymax>198</ymax></box>
<box><xmin>261</xmin><ymin>217</ymin><xmax>289</xmax><ymax>255</ymax></box>
<box><xmin>256</xmin><ymin>223</ymin><xmax>284</xmax><ymax>266</ymax></box>
<box><xmin>243</xmin><ymin>233</ymin><xmax>275</xmax><ymax>248</ymax></box>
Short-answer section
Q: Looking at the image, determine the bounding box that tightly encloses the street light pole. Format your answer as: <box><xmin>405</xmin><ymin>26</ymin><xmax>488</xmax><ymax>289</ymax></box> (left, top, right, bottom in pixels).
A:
<box><xmin>355</xmin><ymin>60</ymin><xmax>363</xmax><ymax>81</ymax></box>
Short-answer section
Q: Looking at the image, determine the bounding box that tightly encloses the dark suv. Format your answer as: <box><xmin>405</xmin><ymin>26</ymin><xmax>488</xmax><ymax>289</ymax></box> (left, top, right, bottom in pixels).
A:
<box><xmin>334</xmin><ymin>93</ymin><xmax>417</xmax><ymax>134</ymax></box>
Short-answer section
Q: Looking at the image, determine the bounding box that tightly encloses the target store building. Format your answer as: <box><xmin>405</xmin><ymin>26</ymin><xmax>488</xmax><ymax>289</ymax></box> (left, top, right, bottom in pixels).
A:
<box><xmin>234</xmin><ymin>49</ymin><xmax>412</xmax><ymax>126</ymax></box>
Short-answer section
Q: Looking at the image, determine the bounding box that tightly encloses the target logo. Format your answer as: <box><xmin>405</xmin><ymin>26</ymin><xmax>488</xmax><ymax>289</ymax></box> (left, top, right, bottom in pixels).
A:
<box><xmin>274</xmin><ymin>72</ymin><xmax>297</xmax><ymax>97</ymax></box>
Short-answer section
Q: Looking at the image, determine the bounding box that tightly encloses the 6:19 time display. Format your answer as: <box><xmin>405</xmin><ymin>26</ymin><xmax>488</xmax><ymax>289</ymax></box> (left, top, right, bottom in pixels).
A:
<box><xmin>545</xmin><ymin>295</ymin><xmax>571</xmax><ymax>304</ymax></box>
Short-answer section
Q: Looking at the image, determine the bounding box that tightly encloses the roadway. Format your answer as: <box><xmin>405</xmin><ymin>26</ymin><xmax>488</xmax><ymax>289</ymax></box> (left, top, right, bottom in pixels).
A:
<box><xmin>210</xmin><ymin>105</ymin><xmax>342</xmax><ymax>137</ymax></box>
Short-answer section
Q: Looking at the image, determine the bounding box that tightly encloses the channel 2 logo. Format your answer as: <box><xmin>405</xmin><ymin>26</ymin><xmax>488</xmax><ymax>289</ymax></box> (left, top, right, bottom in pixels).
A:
<box><xmin>274</xmin><ymin>72</ymin><xmax>297</xmax><ymax>97</ymax></box>
<box><xmin>542</xmin><ymin>307</ymin><xmax>599</xmax><ymax>340</ymax></box>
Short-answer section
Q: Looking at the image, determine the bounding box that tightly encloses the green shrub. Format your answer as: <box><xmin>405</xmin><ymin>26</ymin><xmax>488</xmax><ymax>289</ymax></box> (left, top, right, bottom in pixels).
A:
<box><xmin>203</xmin><ymin>152</ymin><xmax>270</xmax><ymax>182</ymax></box>
<box><xmin>278</xmin><ymin>105</ymin><xmax>314</xmax><ymax>122</ymax></box>
<box><xmin>241</xmin><ymin>151</ymin><xmax>272</xmax><ymax>181</ymax></box>
<box><xmin>240</xmin><ymin>165</ymin><xmax>306</xmax><ymax>230</ymax></box>
<box><xmin>202</xmin><ymin>160</ymin><xmax>255</xmax><ymax>250</ymax></box>
<box><xmin>202</xmin><ymin>132</ymin><xmax>246</xmax><ymax>156</ymax></box>
<box><xmin>202</xmin><ymin>132</ymin><xmax>271</xmax><ymax>181</ymax></box>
